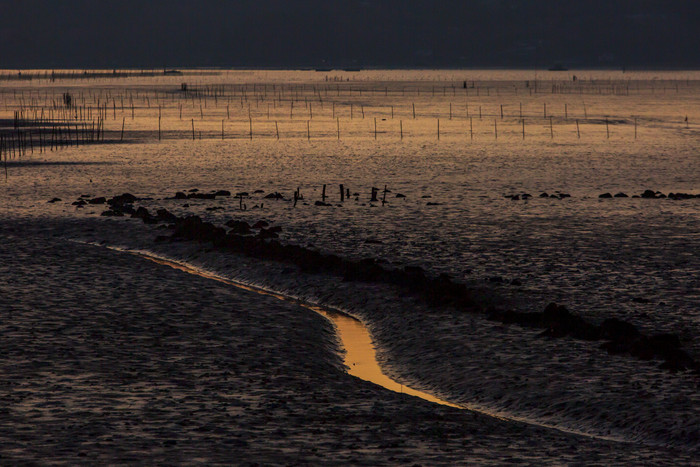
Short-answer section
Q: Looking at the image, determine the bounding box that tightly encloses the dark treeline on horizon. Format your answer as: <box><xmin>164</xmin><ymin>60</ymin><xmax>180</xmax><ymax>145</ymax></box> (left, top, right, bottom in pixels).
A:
<box><xmin>2</xmin><ymin>0</ymin><xmax>699</xmax><ymax>69</ymax></box>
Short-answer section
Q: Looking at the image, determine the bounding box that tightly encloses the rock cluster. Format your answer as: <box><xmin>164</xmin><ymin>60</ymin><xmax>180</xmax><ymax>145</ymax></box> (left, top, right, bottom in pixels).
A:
<box><xmin>95</xmin><ymin>192</ymin><xmax>698</xmax><ymax>376</ymax></box>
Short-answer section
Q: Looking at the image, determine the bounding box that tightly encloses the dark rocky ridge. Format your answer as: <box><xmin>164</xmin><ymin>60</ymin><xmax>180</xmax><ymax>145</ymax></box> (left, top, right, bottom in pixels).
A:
<box><xmin>98</xmin><ymin>192</ymin><xmax>699</xmax><ymax>376</ymax></box>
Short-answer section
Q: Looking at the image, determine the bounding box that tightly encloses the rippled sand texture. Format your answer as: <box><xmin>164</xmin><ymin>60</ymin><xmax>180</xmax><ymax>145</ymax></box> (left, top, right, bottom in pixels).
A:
<box><xmin>1</xmin><ymin>69</ymin><xmax>699</xmax><ymax>462</ymax></box>
<box><xmin>0</xmin><ymin>221</ymin><xmax>692</xmax><ymax>464</ymax></box>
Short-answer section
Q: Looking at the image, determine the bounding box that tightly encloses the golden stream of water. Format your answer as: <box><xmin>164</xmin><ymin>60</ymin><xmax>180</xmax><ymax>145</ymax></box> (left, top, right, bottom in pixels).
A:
<box><xmin>113</xmin><ymin>248</ymin><xmax>627</xmax><ymax>444</ymax></box>
<box><xmin>139</xmin><ymin>253</ymin><xmax>459</xmax><ymax>408</ymax></box>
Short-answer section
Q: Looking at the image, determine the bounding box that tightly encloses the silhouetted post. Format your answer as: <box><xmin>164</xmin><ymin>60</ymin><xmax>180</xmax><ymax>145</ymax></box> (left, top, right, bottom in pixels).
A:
<box><xmin>275</xmin><ymin>121</ymin><xmax>280</xmax><ymax>140</ymax></box>
<box><xmin>550</xmin><ymin>117</ymin><xmax>554</xmax><ymax>139</ymax></box>
<box><xmin>564</xmin><ymin>103</ymin><xmax>568</xmax><ymax>120</ymax></box>
<box><xmin>576</xmin><ymin>119</ymin><xmax>580</xmax><ymax>139</ymax></box>
<box><xmin>400</xmin><ymin>120</ymin><xmax>403</xmax><ymax>140</ymax></box>
<box><xmin>322</xmin><ymin>184</ymin><xmax>326</xmax><ymax>202</ymax></box>
<box><xmin>221</xmin><ymin>120</ymin><xmax>225</xmax><ymax>140</ymax></box>
<box><xmin>340</xmin><ymin>184</ymin><xmax>344</xmax><ymax>202</ymax></box>
<box><xmin>374</xmin><ymin>118</ymin><xmax>377</xmax><ymax>139</ymax></box>
<box><xmin>449</xmin><ymin>103</ymin><xmax>452</xmax><ymax>120</ymax></box>
<box><xmin>337</xmin><ymin>118</ymin><xmax>340</xmax><ymax>140</ymax></box>
<box><xmin>158</xmin><ymin>115</ymin><xmax>161</xmax><ymax>141</ymax></box>
<box><xmin>437</xmin><ymin>119</ymin><xmax>440</xmax><ymax>140</ymax></box>
<box><xmin>494</xmin><ymin>119</ymin><xmax>497</xmax><ymax>140</ymax></box>
<box><xmin>500</xmin><ymin>104</ymin><xmax>504</xmax><ymax>119</ymax></box>
<box><xmin>121</xmin><ymin>117</ymin><xmax>125</xmax><ymax>141</ymax></box>
<box><xmin>470</xmin><ymin>117</ymin><xmax>473</xmax><ymax>140</ymax></box>
<box><xmin>307</xmin><ymin>120</ymin><xmax>310</xmax><ymax>140</ymax></box>
<box><xmin>412</xmin><ymin>103</ymin><xmax>416</xmax><ymax>119</ymax></box>
<box><xmin>522</xmin><ymin>119</ymin><xmax>525</xmax><ymax>139</ymax></box>
<box><xmin>191</xmin><ymin>119</ymin><xmax>195</xmax><ymax>140</ymax></box>
<box><xmin>249</xmin><ymin>117</ymin><xmax>253</xmax><ymax>140</ymax></box>
<box><xmin>543</xmin><ymin>103</ymin><xmax>547</xmax><ymax>119</ymax></box>
<box><xmin>606</xmin><ymin>118</ymin><xmax>610</xmax><ymax>139</ymax></box>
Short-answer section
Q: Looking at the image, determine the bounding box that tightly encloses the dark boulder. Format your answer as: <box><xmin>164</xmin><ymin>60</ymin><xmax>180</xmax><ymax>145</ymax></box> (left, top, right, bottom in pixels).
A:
<box><xmin>48</xmin><ymin>197</ymin><xmax>62</xmax><ymax>203</ymax></box>
<box><xmin>614</xmin><ymin>192</ymin><xmax>628</xmax><ymax>198</ymax></box>
<box><xmin>100</xmin><ymin>210</ymin><xmax>124</xmax><ymax>217</ymax></box>
<box><xmin>156</xmin><ymin>209</ymin><xmax>178</xmax><ymax>223</ymax></box>
<box><xmin>88</xmin><ymin>197</ymin><xmax>107</xmax><ymax>204</ymax></box>
<box><xmin>264</xmin><ymin>192</ymin><xmax>285</xmax><ymax>200</ymax></box>
<box><xmin>252</xmin><ymin>220</ymin><xmax>269</xmax><ymax>229</ymax></box>
<box><xmin>109</xmin><ymin>193</ymin><xmax>138</xmax><ymax>205</ymax></box>
<box><xmin>225</xmin><ymin>220</ymin><xmax>251</xmax><ymax>235</ymax></box>
<box><xmin>599</xmin><ymin>193</ymin><xmax>613</xmax><ymax>199</ymax></box>
<box><xmin>539</xmin><ymin>303</ymin><xmax>600</xmax><ymax>340</ymax></box>
<box><xmin>132</xmin><ymin>207</ymin><xmax>151</xmax><ymax>219</ymax></box>
<box><xmin>215</xmin><ymin>190</ymin><xmax>232</xmax><ymax>197</ymax></box>
<box><xmin>258</xmin><ymin>228</ymin><xmax>279</xmax><ymax>239</ymax></box>
<box><xmin>641</xmin><ymin>189</ymin><xmax>657</xmax><ymax>199</ymax></box>
<box><xmin>600</xmin><ymin>318</ymin><xmax>639</xmax><ymax>341</ymax></box>
<box><xmin>172</xmin><ymin>216</ymin><xmax>226</xmax><ymax>243</ymax></box>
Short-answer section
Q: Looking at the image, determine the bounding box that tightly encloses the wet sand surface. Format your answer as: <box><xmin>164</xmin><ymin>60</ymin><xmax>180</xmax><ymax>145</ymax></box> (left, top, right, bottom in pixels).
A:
<box><xmin>0</xmin><ymin>219</ymin><xmax>692</xmax><ymax>464</ymax></box>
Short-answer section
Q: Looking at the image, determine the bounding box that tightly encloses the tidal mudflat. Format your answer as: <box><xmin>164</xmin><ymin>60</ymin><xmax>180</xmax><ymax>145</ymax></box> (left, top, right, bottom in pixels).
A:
<box><xmin>1</xmin><ymin>69</ymin><xmax>698</xmax><ymax>463</ymax></box>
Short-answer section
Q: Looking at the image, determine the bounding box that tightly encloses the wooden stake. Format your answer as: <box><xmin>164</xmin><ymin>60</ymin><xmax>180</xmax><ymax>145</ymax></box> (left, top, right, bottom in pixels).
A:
<box><xmin>550</xmin><ymin>116</ymin><xmax>554</xmax><ymax>139</ymax></box>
